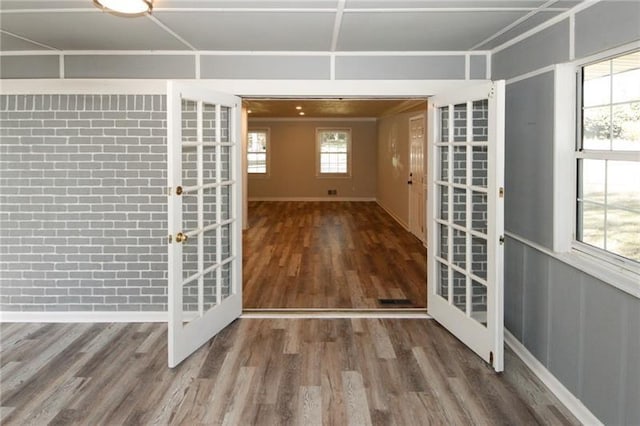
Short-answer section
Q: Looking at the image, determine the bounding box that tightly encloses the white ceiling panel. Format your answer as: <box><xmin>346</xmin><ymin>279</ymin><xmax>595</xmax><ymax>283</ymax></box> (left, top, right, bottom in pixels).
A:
<box><xmin>474</xmin><ymin>10</ymin><xmax>563</xmax><ymax>50</ymax></box>
<box><xmin>0</xmin><ymin>32</ymin><xmax>52</xmax><ymax>50</ymax></box>
<box><xmin>0</xmin><ymin>11</ymin><xmax>190</xmax><ymax>50</ymax></box>
<box><xmin>155</xmin><ymin>0</ymin><xmax>338</xmax><ymax>8</ymax></box>
<box><xmin>344</xmin><ymin>1</ymin><xmax>551</xmax><ymax>9</ymax></box>
<box><xmin>338</xmin><ymin>11</ymin><xmax>528</xmax><ymax>51</ymax></box>
<box><xmin>154</xmin><ymin>11</ymin><xmax>335</xmax><ymax>50</ymax></box>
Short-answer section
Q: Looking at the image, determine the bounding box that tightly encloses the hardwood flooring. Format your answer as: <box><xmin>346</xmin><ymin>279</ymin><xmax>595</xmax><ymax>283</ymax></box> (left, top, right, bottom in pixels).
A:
<box><xmin>0</xmin><ymin>319</ymin><xmax>578</xmax><ymax>425</ymax></box>
<box><xmin>243</xmin><ymin>202</ymin><xmax>427</xmax><ymax>309</ymax></box>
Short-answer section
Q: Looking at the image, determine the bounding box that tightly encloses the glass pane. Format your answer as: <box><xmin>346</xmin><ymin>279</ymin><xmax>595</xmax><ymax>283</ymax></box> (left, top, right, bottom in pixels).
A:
<box><xmin>182</xmin><ymin>279</ymin><xmax>199</xmax><ymax>319</ymax></box>
<box><xmin>437</xmin><ymin>261</ymin><xmax>448</xmax><ymax>299</ymax></box>
<box><xmin>182</xmin><ymin>235</ymin><xmax>198</xmax><ymax>281</ymax></box>
<box><xmin>606</xmin><ymin>160</ymin><xmax>640</xmax><ymax>261</ymax></box>
<box><xmin>472</xmin><ymin>99</ymin><xmax>489</xmax><ymax>142</ymax></box>
<box><xmin>611</xmin><ymin>51</ymin><xmax>640</xmax><ymax>104</ymax></box>
<box><xmin>471</xmin><ymin>236</ymin><xmax>487</xmax><ymax>280</ymax></box>
<box><xmin>583</xmin><ymin>64</ymin><xmax>610</xmax><ymax>108</ymax></box>
<box><xmin>248</xmin><ymin>153</ymin><xmax>266</xmax><ymax>173</ymax></box>
<box><xmin>452</xmin><ymin>229</ymin><xmax>466</xmax><ymax>270</ymax></box>
<box><xmin>453</xmin><ymin>103</ymin><xmax>467</xmax><ymax>142</ymax></box>
<box><xmin>453</xmin><ymin>187</ymin><xmax>466</xmax><ymax>227</ymax></box>
<box><xmin>580</xmin><ymin>159</ymin><xmax>605</xmax><ymax>204</ymax></box>
<box><xmin>439</xmin><ymin>107</ymin><xmax>449</xmax><ymax>143</ymax></box>
<box><xmin>248</xmin><ymin>131</ymin><xmax>267</xmax><ymax>152</ymax></box>
<box><xmin>471</xmin><ymin>191</ymin><xmax>488</xmax><ymax>234</ymax></box>
<box><xmin>438</xmin><ymin>184</ymin><xmax>449</xmax><ymax>221</ymax></box>
<box><xmin>321</xmin><ymin>153</ymin><xmax>347</xmax><ymax>173</ymax></box>
<box><xmin>203</xmin><ymin>268</ymin><xmax>218</xmax><ymax>312</ymax></box>
<box><xmin>221</xmin><ymin>223</ymin><xmax>232</xmax><ymax>262</ymax></box>
<box><xmin>181</xmin><ymin>99</ymin><xmax>198</xmax><ymax>142</ymax></box>
<box><xmin>579</xmin><ymin>201</ymin><xmax>605</xmax><ymax>250</ymax></box>
<box><xmin>221</xmin><ymin>184</ymin><xmax>232</xmax><ymax>221</ymax></box>
<box><xmin>583</xmin><ymin>106</ymin><xmax>611</xmax><ymax>150</ymax></box>
<box><xmin>319</xmin><ymin>131</ymin><xmax>348</xmax><ymax>152</ymax></box>
<box><xmin>452</xmin><ymin>270</ymin><xmax>466</xmax><ymax>313</ymax></box>
<box><xmin>438</xmin><ymin>223</ymin><xmax>448</xmax><ymax>260</ymax></box>
<box><xmin>221</xmin><ymin>261</ymin><xmax>232</xmax><ymax>301</ymax></box>
<box><xmin>221</xmin><ymin>145</ymin><xmax>231</xmax><ymax>181</ymax></box>
<box><xmin>203</xmin><ymin>102</ymin><xmax>216</xmax><ymax>143</ymax></box>
<box><xmin>221</xmin><ymin>106</ymin><xmax>230</xmax><ymax>143</ymax></box>
<box><xmin>203</xmin><ymin>144</ymin><xmax>217</xmax><ymax>184</ymax></box>
<box><xmin>453</xmin><ymin>146</ymin><xmax>466</xmax><ymax>185</ymax></box>
<box><xmin>471</xmin><ymin>280</ymin><xmax>487</xmax><ymax>327</ymax></box>
<box><xmin>472</xmin><ymin>146</ymin><xmax>488</xmax><ymax>188</ymax></box>
<box><xmin>439</xmin><ymin>147</ymin><xmax>449</xmax><ymax>181</ymax></box>
<box><xmin>611</xmin><ymin>102</ymin><xmax>640</xmax><ymax>151</ymax></box>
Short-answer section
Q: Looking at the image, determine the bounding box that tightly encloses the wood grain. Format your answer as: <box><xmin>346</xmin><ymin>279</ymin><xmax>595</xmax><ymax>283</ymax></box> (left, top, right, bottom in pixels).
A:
<box><xmin>0</xmin><ymin>319</ymin><xmax>579</xmax><ymax>425</ymax></box>
<box><xmin>243</xmin><ymin>201</ymin><xmax>427</xmax><ymax>309</ymax></box>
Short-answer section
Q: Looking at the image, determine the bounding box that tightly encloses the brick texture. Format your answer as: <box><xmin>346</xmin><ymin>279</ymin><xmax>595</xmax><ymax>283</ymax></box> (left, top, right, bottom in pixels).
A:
<box><xmin>0</xmin><ymin>95</ymin><xmax>169</xmax><ymax>312</ymax></box>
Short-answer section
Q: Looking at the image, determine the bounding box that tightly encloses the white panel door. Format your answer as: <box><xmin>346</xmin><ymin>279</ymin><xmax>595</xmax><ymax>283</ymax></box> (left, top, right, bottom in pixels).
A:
<box><xmin>427</xmin><ymin>81</ymin><xmax>505</xmax><ymax>371</ymax></box>
<box><xmin>409</xmin><ymin>114</ymin><xmax>426</xmax><ymax>243</ymax></box>
<box><xmin>167</xmin><ymin>81</ymin><xmax>243</xmax><ymax>368</ymax></box>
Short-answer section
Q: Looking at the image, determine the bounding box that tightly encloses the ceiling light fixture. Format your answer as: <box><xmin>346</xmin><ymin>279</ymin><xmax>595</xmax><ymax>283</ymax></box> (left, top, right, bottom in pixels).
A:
<box><xmin>295</xmin><ymin>106</ymin><xmax>302</xmax><ymax>110</ymax></box>
<box><xmin>247</xmin><ymin>110</ymin><xmax>252</xmax><ymax>114</ymax></box>
<box><xmin>93</xmin><ymin>0</ymin><xmax>152</xmax><ymax>16</ymax></box>
<box><xmin>299</xmin><ymin>112</ymin><xmax>305</xmax><ymax>116</ymax></box>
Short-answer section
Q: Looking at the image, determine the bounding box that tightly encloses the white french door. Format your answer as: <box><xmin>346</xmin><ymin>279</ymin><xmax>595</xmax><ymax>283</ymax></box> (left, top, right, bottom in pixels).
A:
<box><xmin>409</xmin><ymin>114</ymin><xmax>426</xmax><ymax>243</ymax></box>
<box><xmin>427</xmin><ymin>81</ymin><xmax>505</xmax><ymax>372</ymax></box>
<box><xmin>167</xmin><ymin>82</ymin><xmax>243</xmax><ymax>368</ymax></box>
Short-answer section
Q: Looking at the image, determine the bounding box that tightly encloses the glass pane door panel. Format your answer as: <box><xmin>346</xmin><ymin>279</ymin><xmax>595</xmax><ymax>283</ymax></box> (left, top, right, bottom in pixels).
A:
<box><xmin>439</xmin><ymin>147</ymin><xmax>449</xmax><ymax>180</ymax></box>
<box><xmin>471</xmin><ymin>236</ymin><xmax>488</xmax><ymax>280</ymax></box>
<box><xmin>438</xmin><ymin>184</ymin><xmax>449</xmax><ymax>221</ymax></box>
<box><xmin>472</xmin><ymin>99</ymin><xmax>489</xmax><ymax>142</ymax></box>
<box><xmin>438</xmin><ymin>223</ymin><xmax>449</xmax><ymax>260</ymax></box>
<box><xmin>471</xmin><ymin>191</ymin><xmax>488</xmax><ymax>234</ymax></box>
<box><xmin>453</xmin><ymin>146</ymin><xmax>467</xmax><ymax>184</ymax></box>
<box><xmin>439</xmin><ymin>107</ymin><xmax>449</xmax><ymax>142</ymax></box>
<box><xmin>453</xmin><ymin>188</ymin><xmax>466</xmax><ymax>226</ymax></box>
<box><xmin>453</xmin><ymin>103</ymin><xmax>467</xmax><ymax>142</ymax></box>
<box><xmin>452</xmin><ymin>270</ymin><xmax>466</xmax><ymax>313</ymax></box>
<box><xmin>437</xmin><ymin>261</ymin><xmax>449</xmax><ymax>299</ymax></box>
<box><xmin>471</xmin><ymin>280</ymin><xmax>488</xmax><ymax>327</ymax></box>
<box><xmin>452</xmin><ymin>229</ymin><xmax>466</xmax><ymax>269</ymax></box>
<box><xmin>472</xmin><ymin>146</ymin><xmax>488</xmax><ymax>187</ymax></box>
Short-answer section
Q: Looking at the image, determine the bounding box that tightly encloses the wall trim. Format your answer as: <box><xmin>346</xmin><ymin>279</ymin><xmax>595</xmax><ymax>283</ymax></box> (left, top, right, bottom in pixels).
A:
<box><xmin>248</xmin><ymin>197</ymin><xmax>376</xmax><ymax>202</ymax></box>
<box><xmin>376</xmin><ymin>200</ymin><xmax>409</xmax><ymax>231</ymax></box>
<box><xmin>505</xmin><ymin>232</ymin><xmax>640</xmax><ymax>299</ymax></box>
<box><xmin>0</xmin><ymin>311</ymin><xmax>168</xmax><ymax>323</ymax></box>
<box><xmin>504</xmin><ymin>330</ymin><xmax>603</xmax><ymax>426</ymax></box>
<box><xmin>249</xmin><ymin>117</ymin><xmax>377</xmax><ymax>122</ymax></box>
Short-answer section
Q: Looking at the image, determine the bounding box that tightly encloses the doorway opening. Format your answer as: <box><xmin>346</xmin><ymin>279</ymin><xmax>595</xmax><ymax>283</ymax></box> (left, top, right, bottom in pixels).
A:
<box><xmin>241</xmin><ymin>98</ymin><xmax>428</xmax><ymax>312</ymax></box>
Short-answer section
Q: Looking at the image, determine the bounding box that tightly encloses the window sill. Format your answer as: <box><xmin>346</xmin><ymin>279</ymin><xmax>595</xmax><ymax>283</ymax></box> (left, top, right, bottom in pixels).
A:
<box><xmin>505</xmin><ymin>232</ymin><xmax>640</xmax><ymax>300</ymax></box>
<box><xmin>315</xmin><ymin>174</ymin><xmax>352</xmax><ymax>179</ymax></box>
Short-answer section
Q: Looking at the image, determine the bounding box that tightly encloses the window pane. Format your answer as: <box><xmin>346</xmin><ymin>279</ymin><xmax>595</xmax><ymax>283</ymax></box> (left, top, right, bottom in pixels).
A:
<box><xmin>583</xmin><ymin>106</ymin><xmax>611</xmax><ymax>150</ymax></box>
<box><xmin>607</xmin><ymin>161</ymin><xmax>640</xmax><ymax>261</ymax></box>
<box><xmin>612</xmin><ymin>51</ymin><xmax>640</xmax><ymax>104</ymax></box>
<box><xmin>248</xmin><ymin>131</ymin><xmax>267</xmax><ymax>152</ymax></box>
<box><xmin>318</xmin><ymin>130</ymin><xmax>349</xmax><ymax>174</ymax></box>
<box><xmin>579</xmin><ymin>201</ymin><xmax>605</xmax><ymax>250</ymax></box>
<box><xmin>581</xmin><ymin>159</ymin><xmax>605</xmax><ymax>204</ymax></box>
<box><xmin>320</xmin><ymin>153</ymin><xmax>347</xmax><ymax>173</ymax></box>
<box><xmin>583</xmin><ymin>64</ymin><xmax>610</xmax><ymax>108</ymax></box>
<box><xmin>611</xmin><ymin>102</ymin><xmax>640</xmax><ymax>151</ymax></box>
<box><xmin>248</xmin><ymin>153</ymin><xmax>266</xmax><ymax>173</ymax></box>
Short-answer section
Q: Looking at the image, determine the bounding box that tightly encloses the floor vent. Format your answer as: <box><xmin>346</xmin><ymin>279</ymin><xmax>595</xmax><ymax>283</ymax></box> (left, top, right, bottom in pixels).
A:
<box><xmin>377</xmin><ymin>299</ymin><xmax>413</xmax><ymax>305</ymax></box>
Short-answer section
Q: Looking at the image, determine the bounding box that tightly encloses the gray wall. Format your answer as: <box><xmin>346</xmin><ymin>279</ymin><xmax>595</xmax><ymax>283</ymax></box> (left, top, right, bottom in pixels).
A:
<box><xmin>0</xmin><ymin>94</ymin><xmax>169</xmax><ymax>312</ymax></box>
<box><xmin>494</xmin><ymin>2</ymin><xmax>640</xmax><ymax>424</ymax></box>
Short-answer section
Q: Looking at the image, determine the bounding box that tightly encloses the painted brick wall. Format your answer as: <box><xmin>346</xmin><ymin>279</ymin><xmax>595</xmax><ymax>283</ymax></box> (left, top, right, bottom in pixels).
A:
<box><xmin>0</xmin><ymin>94</ymin><xmax>169</xmax><ymax>312</ymax></box>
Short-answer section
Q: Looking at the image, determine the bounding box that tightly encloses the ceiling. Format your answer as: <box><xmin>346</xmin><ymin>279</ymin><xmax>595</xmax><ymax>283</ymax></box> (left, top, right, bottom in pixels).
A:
<box><xmin>244</xmin><ymin>98</ymin><xmax>427</xmax><ymax>118</ymax></box>
<box><xmin>0</xmin><ymin>0</ymin><xmax>583</xmax><ymax>52</ymax></box>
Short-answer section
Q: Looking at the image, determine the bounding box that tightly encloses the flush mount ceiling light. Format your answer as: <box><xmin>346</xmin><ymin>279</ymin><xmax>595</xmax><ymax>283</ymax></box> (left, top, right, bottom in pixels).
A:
<box><xmin>93</xmin><ymin>0</ymin><xmax>152</xmax><ymax>16</ymax></box>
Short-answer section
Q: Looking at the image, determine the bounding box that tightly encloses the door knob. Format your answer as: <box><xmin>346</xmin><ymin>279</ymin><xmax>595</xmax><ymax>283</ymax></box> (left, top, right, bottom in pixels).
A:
<box><xmin>175</xmin><ymin>232</ymin><xmax>188</xmax><ymax>243</ymax></box>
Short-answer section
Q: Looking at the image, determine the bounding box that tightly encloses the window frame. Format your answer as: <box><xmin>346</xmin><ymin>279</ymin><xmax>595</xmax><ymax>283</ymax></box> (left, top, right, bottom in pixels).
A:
<box><xmin>552</xmin><ymin>45</ymin><xmax>640</xmax><ymax>298</ymax></box>
<box><xmin>315</xmin><ymin>128</ymin><xmax>352</xmax><ymax>178</ymax></box>
<box><xmin>247</xmin><ymin>127</ymin><xmax>270</xmax><ymax>177</ymax></box>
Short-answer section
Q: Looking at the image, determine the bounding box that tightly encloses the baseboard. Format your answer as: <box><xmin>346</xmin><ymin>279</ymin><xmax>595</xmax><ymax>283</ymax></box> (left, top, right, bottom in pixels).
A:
<box><xmin>0</xmin><ymin>311</ymin><xmax>168</xmax><ymax>323</ymax></box>
<box><xmin>248</xmin><ymin>197</ymin><xmax>376</xmax><ymax>202</ymax></box>
<box><xmin>242</xmin><ymin>308</ymin><xmax>431</xmax><ymax>319</ymax></box>
<box><xmin>375</xmin><ymin>200</ymin><xmax>409</xmax><ymax>231</ymax></box>
<box><xmin>504</xmin><ymin>330</ymin><xmax>603</xmax><ymax>426</ymax></box>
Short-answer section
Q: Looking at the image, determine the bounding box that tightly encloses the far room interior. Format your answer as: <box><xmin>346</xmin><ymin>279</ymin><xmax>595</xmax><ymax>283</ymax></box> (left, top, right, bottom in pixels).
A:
<box><xmin>241</xmin><ymin>98</ymin><xmax>430</xmax><ymax>310</ymax></box>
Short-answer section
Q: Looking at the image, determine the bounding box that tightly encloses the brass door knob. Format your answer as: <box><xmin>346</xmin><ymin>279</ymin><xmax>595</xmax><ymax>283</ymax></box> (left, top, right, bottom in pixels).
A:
<box><xmin>175</xmin><ymin>232</ymin><xmax>188</xmax><ymax>243</ymax></box>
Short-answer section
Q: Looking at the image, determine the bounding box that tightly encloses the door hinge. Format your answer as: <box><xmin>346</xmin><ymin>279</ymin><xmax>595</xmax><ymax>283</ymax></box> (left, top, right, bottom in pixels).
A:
<box><xmin>499</xmin><ymin>235</ymin><xmax>505</xmax><ymax>245</ymax></box>
<box><xmin>490</xmin><ymin>351</ymin><xmax>494</xmax><ymax>366</ymax></box>
<box><xmin>499</xmin><ymin>187</ymin><xmax>504</xmax><ymax>198</ymax></box>
<box><xmin>488</xmin><ymin>86</ymin><xmax>495</xmax><ymax>99</ymax></box>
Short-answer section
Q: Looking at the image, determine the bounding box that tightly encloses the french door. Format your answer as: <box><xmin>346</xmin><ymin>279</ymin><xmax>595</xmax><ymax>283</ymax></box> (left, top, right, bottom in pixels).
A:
<box><xmin>427</xmin><ymin>81</ymin><xmax>505</xmax><ymax>371</ymax></box>
<box><xmin>167</xmin><ymin>82</ymin><xmax>243</xmax><ymax>368</ymax></box>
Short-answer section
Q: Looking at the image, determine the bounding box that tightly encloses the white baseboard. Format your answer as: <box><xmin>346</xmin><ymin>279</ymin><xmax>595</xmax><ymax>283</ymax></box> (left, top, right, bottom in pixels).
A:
<box><xmin>0</xmin><ymin>311</ymin><xmax>168</xmax><ymax>323</ymax></box>
<box><xmin>375</xmin><ymin>200</ymin><xmax>409</xmax><ymax>231</ymax></box>
<box><xmin>248</xmin><ymin>197</ymin><xmax>376</xmax><ymax>202</ymax></box>
<box><xmin>504</xmin><ymin>330</ymin><xmax>603</xmax><ymax>426</ymax></box>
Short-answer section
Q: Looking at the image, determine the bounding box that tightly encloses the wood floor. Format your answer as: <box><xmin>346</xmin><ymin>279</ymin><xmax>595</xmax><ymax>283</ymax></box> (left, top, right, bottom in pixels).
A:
<box><xmin>0</xmin><ymin>319</ymin><xmax>578</xmax><ymax>425</ymax></box>
<box><xmin>243</xmin><ymin>202</ymin><xmax>427</xmax><ymax>309</ymax></box>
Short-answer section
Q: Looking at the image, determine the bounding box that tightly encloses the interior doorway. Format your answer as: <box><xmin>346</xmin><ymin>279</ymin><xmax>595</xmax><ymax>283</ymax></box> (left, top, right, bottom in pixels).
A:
<box><xmin>242</xmin><ymin>98</ymin><xmax>428</xmax><ymax>311</ymax></box>
<box><xmin>408</xmin><ymin>114</ymin><xmax>427</xmax><ymax>243</ymax></box>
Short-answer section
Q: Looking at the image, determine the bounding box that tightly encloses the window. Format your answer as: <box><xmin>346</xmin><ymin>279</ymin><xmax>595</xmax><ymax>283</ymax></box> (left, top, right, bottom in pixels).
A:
<box><xmin>316</xmin><ymin>128</ymin><xmax>351</xmax><ymax>176</ymax></box>
<box><xmin>247</xmin><ymin>129</ymin><xmax>269</xmax><ymax>174</ymax></box>
<box><xmin>576</xmin><ymin>50</ymin><xmax>640</xmax><ymax>267</ymax></box>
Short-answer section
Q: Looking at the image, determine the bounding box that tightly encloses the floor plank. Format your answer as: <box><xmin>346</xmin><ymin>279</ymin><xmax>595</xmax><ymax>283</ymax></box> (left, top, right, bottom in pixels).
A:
<box><xmin>0</xmin><ymin>319</ymin><xmax>580</xmax><ymax>426</ymax></box>
<box><xmin>244</xmin><ymin>201</ymin><xmax>427</xmax><ymax>309</ymax></box>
